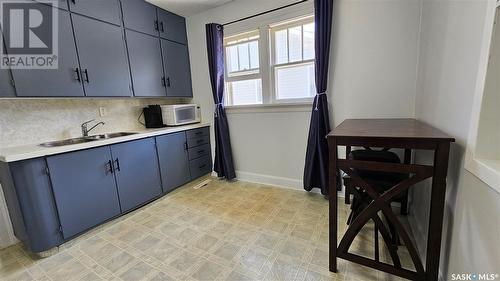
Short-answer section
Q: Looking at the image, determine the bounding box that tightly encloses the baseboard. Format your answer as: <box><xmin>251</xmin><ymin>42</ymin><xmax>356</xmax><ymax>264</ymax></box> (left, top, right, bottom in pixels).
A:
<box><xmin>229</xmin><ymin>170</ymin><xmax>340</xmax><ymax>196</ymax></box>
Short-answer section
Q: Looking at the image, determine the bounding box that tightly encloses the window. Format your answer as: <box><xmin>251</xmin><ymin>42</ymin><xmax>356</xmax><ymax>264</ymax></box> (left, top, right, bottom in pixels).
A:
<box><xmin>224</xmin><ymin>15</ymin><xmax>315</xmax><ymax>107</ymax></box>
<box><xmin>271</xmin><ymin>18</ymin><xmax>315</xmax><ymax>101</ymax></box>
<box><xmin>224</xmin><ymin>31</ymin><xmax>263</xmax><ymax>106</ymax></box>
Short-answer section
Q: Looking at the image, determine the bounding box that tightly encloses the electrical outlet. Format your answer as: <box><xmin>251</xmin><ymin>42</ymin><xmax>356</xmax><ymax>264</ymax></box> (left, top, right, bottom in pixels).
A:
<box><xmin>99</xmin><ymin>107</ymin><xmax>107</xmax><ymax>117</ymax></box>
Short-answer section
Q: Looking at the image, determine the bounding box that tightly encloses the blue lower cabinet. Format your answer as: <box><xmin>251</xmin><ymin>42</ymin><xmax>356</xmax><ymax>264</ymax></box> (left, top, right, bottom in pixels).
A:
<box><xmin>156</xmin><ymin>132</ymin><xmax>191</xmax><ymax>193</ymax></box>
<box><xmin>189</xmin><ymin>155</ymin><xmax>212</xmax><ymax>180</ymax></box>
<box><xmin>0</xmin><ymin>127</ymin><xmax>211</xmax><ymax>253</ymax></box>
<box><xmin>0</xmin><ymin>159</ymin><xmax>62</xmax><ymax>252</ymax></box>
<box><xmin>110</xmin><ymin>138</ymin><xmax>162</xmax><ymax>212</ymax></box>
<box><xmin>46</xmin><ymin>146</ymin><xmax>121</xmax><ymax>239</ymax></box>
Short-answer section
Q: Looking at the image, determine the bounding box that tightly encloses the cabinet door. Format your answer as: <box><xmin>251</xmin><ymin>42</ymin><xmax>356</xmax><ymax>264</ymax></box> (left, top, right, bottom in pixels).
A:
<box><xmin>121</xmin><ymin>0</ymin><xmax>158</xmax><ymax>36</ymax></box>
<box><xmin>110</xmin><ymin>138</ymin><xmax>162</xmax><ymax>212</ymax></box>
<box><xmin>156</xmin><ymin>132</ymin><xmax>191</xmax><ymax>193</ymax></box>
<box><xmin>12</xmin><ymin>9</ymin><xmax>84</xmax><ymax>97</ymax></box>
<box><xmin>72</xmin><ymin>14</ymin><xmax>132</xmax><ymax>97</ymax></box>
<box><xmin>161</xmin><ymin>40</ymin><xmax>193</xmax><ymax>97</ymax></box>
<box><xmin>68</xmin><ymin>0</ymin><xmax>121</xmax><ymax>25</ymax></box>
<box><xmin>46</xmin><ymin>147</ymin><xmax>121</xmax><ymax>239</ymax></box>
<box><xmin>34</xmin><ymin>0</ymin><xmax>68</xmax><ymax>10</ymax></box>
<box><xmin>0</xmin><ymin>67</ymin><xmax>14</xmax><ymax>97</ymax></box>
<box><xmin>157</xmin><ymin>9</ymin><xmax>187</xmax><ymax>44</ymax></box>
<box><xmin>8</xmin><ymin>159</ymin><xmax>62</xmax><ymax>252</ymax></box>
<box><xmin>126</xmin><ymin>30</ymin><xmax>166</xmax><ymax>97</ymax></box>
<box><xmin>0</xmin><ymin>25</ymin><xmax>15</xmax><ymax>97</ymax></box>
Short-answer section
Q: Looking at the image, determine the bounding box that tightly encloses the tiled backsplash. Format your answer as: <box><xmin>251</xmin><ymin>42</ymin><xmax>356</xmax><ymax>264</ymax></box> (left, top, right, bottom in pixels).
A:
<box><xmin>0</xmin><ymin>98</ymin><xmax>185</xmax><ymax>148</ymax></box>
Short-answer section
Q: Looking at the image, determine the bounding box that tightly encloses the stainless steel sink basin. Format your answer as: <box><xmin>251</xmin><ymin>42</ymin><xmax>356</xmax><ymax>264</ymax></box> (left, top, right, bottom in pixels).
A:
<box><xmin>39</xmin><ymin>137</ymin><xmax>96</xmax><ymax>147</ymax></box>
<box><xmin>86</xmin><ymin>132</ymin><xmax>138</xmax><ymax>140</ymax></box>
<box><xmin>39</xmin><ymin>132</ymin><xmax>138</xmax><ymax>147</ymax></box>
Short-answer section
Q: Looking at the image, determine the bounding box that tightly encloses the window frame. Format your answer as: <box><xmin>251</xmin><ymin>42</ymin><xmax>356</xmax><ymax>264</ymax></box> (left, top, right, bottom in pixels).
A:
<box><xmin>224</xmin><ymin>30</ymin><xmax>264</xmax><ymax>106</ymax></box>
<box><xmin>269</xmin><ymin>16</ymin><xmax>316</xmax><ymax>103</ymax></box>
<box><xmin>224</xmin><ymin>30</ymin><xmax>261</xmax><ymax>81</ymax></box>
<box><xmin>223</xmin><ymin>11</ymin><xmax>315</xmax><ymax>108</ymax></box>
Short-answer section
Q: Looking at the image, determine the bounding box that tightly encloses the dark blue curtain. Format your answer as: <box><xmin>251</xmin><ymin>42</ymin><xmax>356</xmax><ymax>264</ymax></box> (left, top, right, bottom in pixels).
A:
<box><xmin>206</xmin><ymin>23</ymin><xmax>236</xmax><ymax>180</ymax></box>
<box><xmin>304</xmin><ymin>0</ymin><xmax>337</xmax><ymax>195</ymax></box>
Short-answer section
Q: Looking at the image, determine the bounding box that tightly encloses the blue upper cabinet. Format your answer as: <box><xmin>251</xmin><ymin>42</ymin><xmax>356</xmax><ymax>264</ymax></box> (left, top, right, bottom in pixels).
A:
<box><xmin>121</xmin><ymin>0</ymin><xmax>159</xmax><ymax>36</ymax></box>
<box><xmin>110</xmin><ymin>138</ymin><xmax>162</xmax><ymax>212</ymax></box>
<box><xmin>126</xmin><ymin>30</ymin><xmax>166</xmax><ymax>97</ymax></box>
<box><xmin>68</xmin><ymin>0</ymin><xmax>121</xmax><ymax>26</ymax></box>
<box><xmin>46</xmin><ymin>146</ymin><xmax>121</xmax><ymax>239</ymax></box>
<box><xmin>72</xmin><ymin>14</ymin><xmax>132</xmax><ymax>97</ymax></box>
<box><xmin>0</xmin><ymin>68</ymin><xmax>15</xmax><ymax>97</ymax></box>
<box><xmin>157</xmin><ymin>9</ymin><xmax>188</xmax><ymax>45</ymax></box>
<box><xmin>33</xmin><ymin>0</ymin><xmax>68</xmax><ymax>10</ymax></box>
<box><xmin>0</xmin><ymin>37</ymin><xmax>15</xmax><ymax>97</ymax></box>
<box><xmin>161</xmin><ymin>39</ymin><xmax>193</xmax><ymax>97</ymax></box>
<box><xmin>11</xmin><ymin>9</ymin><xmax>84</xmax><ymax>97</ymax></box>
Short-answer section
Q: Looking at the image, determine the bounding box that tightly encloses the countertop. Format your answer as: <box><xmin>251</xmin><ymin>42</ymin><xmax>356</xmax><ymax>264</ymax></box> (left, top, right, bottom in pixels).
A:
<box><xmin>0</xmin><ymin>123</ymin><xmax>211</xmax><ymax>163</ymax></box>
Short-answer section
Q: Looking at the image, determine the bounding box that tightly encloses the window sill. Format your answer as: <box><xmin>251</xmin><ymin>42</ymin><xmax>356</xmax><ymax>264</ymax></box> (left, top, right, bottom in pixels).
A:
<box><xmin>465</xmin><ymin>154</ymin><xmax>500</xmax><ymax>194</ymax></box>
<box><xmin>225</xmin><ymin>102</ymin><xmax>313</xmax><ymax>114</ymax></box>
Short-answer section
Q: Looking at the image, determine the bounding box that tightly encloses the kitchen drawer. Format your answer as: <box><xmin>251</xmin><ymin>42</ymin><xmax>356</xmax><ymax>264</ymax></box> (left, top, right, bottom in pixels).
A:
<box><xmin>189</xmin><ymin>155</ymin><xmax>212</xmax><ymax>180</ymax></box>
<box><xmin>187</xmin><ymin>135</ymin><xmax>209</xmax><ymax>148</ymax></box>
<box><xmin>186</xmin><ymin>127</ymin><xmax>209</xmax><ymax>139</ymax></box>
<box><xmin>188</xmin><ymin>144</ymin><xmax>210</xmax><ymax>160</ymax></box>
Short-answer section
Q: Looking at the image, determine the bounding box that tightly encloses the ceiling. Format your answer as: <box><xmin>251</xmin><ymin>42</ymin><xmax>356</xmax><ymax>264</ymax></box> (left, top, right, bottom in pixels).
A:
<box><xmin>146</xmin><ymin>0</ymin><xmax>235</xmax><ymax>17</ymax></box>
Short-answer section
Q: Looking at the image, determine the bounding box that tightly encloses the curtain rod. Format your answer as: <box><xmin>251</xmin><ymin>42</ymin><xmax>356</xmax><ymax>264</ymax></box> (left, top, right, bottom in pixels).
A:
<box><xmin>222</xmin><ymin>0</ymin><xmax>309</xmax><ymax>26</ymax></box>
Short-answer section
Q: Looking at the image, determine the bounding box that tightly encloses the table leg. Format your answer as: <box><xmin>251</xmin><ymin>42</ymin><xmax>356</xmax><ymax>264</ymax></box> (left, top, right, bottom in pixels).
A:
<box><xmin>425</xmin><ymin>142</ymin><xmax>450</xmax><ymax>281</ymax></box>
<box><xmin>329</xmin><ymin>138</ymin><xmax>338</xmax><ymax>272</ymax></box>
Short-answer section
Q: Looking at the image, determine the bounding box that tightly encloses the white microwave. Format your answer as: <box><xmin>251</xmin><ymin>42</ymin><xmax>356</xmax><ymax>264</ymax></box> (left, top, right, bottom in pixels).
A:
<box><xmin>161</xmin><ymin>104</ymin><xmax>201</xmax><ymax>126</ymax></box>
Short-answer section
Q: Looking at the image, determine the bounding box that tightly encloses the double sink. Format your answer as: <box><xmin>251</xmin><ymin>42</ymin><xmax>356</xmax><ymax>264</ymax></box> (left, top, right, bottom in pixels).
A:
<box><xmin>40</xmin><ymin>132</ymin><xmax>138</xmax><ymax>147</ymax></box>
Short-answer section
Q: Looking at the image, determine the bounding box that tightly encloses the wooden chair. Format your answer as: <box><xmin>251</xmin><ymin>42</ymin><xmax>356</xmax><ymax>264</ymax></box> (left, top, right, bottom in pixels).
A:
<box><xmin>343</xmin><ymin>146</ymin><xmax>410</xmax><ymax>216</ymax></box>
<box><xmin>342</xmin><ymin>147</ymin><xmax>411</xmax><ymax>250</ymax></box>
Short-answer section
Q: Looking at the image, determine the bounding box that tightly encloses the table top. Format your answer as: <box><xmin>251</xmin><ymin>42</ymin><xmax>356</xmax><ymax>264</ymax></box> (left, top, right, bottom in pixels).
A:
<box><xmin>329</xmin><ymin>119</ymin><xmax>455</xmax><ymax>142</ymax></box>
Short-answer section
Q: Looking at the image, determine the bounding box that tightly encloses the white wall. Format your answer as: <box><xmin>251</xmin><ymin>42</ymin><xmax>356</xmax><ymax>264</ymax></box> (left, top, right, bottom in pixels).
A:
<box><xmin>410</xmin><ymin>0</ymin><xmax>500</xmax><ymax>279</ymax></box>
<box><xmin>187</xmin><ymin>0</ymin><xmax>421</xmax><ymax>189</ymax></box>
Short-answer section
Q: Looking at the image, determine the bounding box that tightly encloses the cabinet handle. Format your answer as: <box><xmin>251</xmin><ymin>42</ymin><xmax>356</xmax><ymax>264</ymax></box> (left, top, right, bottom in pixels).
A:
<box><xmin>83</xmin><ymin>69</ymin><xmax>89</xmax><ymax>83</ymax></box>
<box><xmin>195</xmin><ymin>131</ymin><xmax>203</xmax><ymax>135</ymax></box>
<box><xmin>154</xmin><ymin>20</ymin><xmax>159</xmax><ymax>31</ymax></box>
<box><xmin>71</xmin><ymin>0</ymin><xmax>76</xmax><ymax>4</ymax></box>
<box><xmin>74</xmin><ymin>68</ymin><xmax>81</xmax><ymax>82</ymax></box>
<box><xmin>197</xmin><ymin>150</ymin><xmax>205</xmax><ymax>154</ymax></box>
<box><xmin>114</xmin><ymin>159</ymin><xmax>121</xmax><ymax>172</ymax></box>
<box><xmin>160</xmin><ymin>22</ymin><xmax>164</xmax><ymax>32</ymax></box>
<box><xmin>106</xmin><ymin>160</ymin><xmax>114</xmax><ymax>174</ymax></box>
<box><xmin>166</xmin><ymin>77</ymin><xmax>171</xmax><ymax>87</ymax></box>
<box><xmin>184</xmin><ymin>142</ymin><xmax>188</xmax><ymax>150</ymax></box>
<box><xmin>161</xmin><ymin>77</ymin><xmax>166</xmax><ymax>87</ymax></box>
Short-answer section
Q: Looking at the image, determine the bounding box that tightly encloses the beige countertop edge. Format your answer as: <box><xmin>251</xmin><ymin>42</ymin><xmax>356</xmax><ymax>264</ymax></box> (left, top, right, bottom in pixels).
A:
<box><xmin>0</xmin><ymin>123</ymin><xmax>211</xmax><ymax>163</ymax></box>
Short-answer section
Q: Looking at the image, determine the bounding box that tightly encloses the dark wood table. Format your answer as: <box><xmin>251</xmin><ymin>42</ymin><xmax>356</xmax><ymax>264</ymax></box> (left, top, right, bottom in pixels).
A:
<box><xmin>328</xmin><ymin>119</ymin><xmax>455</xmax><ymax>281</ymax></box>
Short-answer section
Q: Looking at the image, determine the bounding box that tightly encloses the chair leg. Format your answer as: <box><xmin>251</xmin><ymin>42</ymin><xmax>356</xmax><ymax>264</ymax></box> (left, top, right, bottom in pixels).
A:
<box><xmin>344</xmin><ymin>179</ymin><xmax>352</xmax><ymax>205</ymax></box>
<box><xmin>400</xmin><ymin>190</ymin><xmax>409</xmax><ymax>215</ymax></box>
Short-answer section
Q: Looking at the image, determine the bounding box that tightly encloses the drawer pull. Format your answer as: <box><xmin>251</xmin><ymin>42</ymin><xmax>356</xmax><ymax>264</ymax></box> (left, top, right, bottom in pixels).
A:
<box><xmin>197</xmin><ymin>150</ymin><xmax>205</xmax><ymax>154</ymax></box>
<box><xmin>195</xmin><ymin>131</ymin><xmax>203</xmax><ymax>135</ymax></box>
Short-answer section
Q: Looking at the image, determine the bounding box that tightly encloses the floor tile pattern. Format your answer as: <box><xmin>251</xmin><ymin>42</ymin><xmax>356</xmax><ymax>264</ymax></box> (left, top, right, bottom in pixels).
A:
<box><xmin>0</xmin><ymin>179</ymin><xmax>413</xmax><ymax>281</ymax></box>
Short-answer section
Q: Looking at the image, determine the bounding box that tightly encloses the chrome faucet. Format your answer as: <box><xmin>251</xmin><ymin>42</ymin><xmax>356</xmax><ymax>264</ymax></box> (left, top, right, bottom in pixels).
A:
<box><xmin>81</xmin><ymin>119</ymin><xmax>105</xmax><ymax>137</ymax></box>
